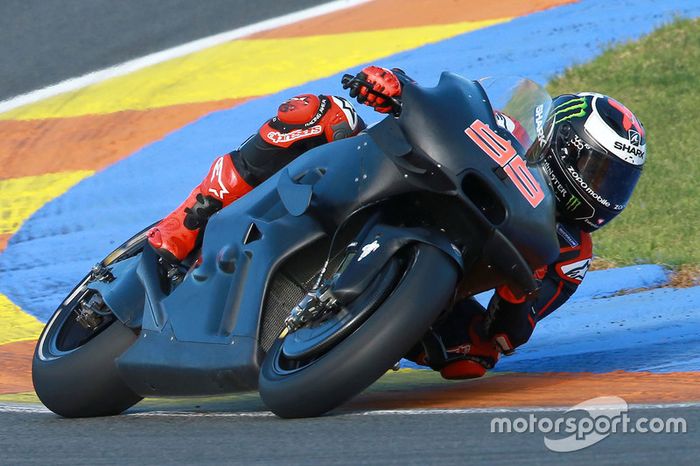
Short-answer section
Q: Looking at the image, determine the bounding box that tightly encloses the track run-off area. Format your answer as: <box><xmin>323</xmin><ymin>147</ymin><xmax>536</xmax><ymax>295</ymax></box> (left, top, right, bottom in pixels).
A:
<box><xmin>1</xmin><ymin>1</ymin><xmax>700</xmax><ymax>461</ymax></box>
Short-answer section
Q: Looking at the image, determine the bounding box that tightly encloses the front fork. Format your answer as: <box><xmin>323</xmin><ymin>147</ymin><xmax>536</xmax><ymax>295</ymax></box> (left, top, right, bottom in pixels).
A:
<box><xmin>281</xmin><ymin>220</ymin><xmax>465</xmax><ymax>336</ymax></box>
<box><xmin>281</xmin><ymin>239</ymin><xmax>360</xmax><ymax>336</ymax></box>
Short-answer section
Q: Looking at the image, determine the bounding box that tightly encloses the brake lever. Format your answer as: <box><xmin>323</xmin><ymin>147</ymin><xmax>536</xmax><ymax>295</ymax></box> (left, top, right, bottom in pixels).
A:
<box><xmin>341</xmin><ymin>74</ymin><xmax>402</xmax><ymax>116</ymax></box>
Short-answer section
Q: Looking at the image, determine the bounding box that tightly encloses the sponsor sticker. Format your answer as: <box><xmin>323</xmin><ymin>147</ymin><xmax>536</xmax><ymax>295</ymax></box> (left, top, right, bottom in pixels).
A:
<box><xmin>535</xmin><ymin>104</ymin><xmax>547</xmax><ymax>147</ymax></box>
<box><xmin>267</xmin><ymin>125</ymin><xmax>323</xmax><ymax>144</ymax></box>
<box><xmin>556</xmin><ymin>223</ymin><xmax>579</xmax><ymax>247</ymax></box>
<box><xmin>331</xmin><ymin>96</ymin><xmax>359</xmax><ymax>131</ymax></box>
<box><xmin>628</xmin><ymin>129</ymin><xmax>641</xmax><ymax>146</ymax></box>
<box><xmin>565</xmin><ymin>195</ymin><xmax>582</xmax><ymax>211</ymax></box>
<box><xmin>208</xmin><ymin>156</ymin><xmax>230</xmax><ymax>199</ymax></box>
<box><xmin>358</xmin><ymin>240</ymin><xmax>380</xmax><ymax>261</ymax></box>
<box><xmin>566</xmin><ymin>166</ymin><xmax>612</xmax><ymax>208</ymax></box>
<box><xmin>560</xmin><ymin>258</ymin><xmax>591</xmax><ymax>282</ymax></box>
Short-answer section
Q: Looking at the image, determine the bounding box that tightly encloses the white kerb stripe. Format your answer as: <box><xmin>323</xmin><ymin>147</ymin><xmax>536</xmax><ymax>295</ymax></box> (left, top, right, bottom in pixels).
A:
<box><xmin>0</xmin><ymin>0</ymin><xmax>372</xmax><ymax>115</ymax></box>
<box><xmin>2</xmin><ymin>402</ymin><xmax>699</xmax><ymax>417</ymax></box>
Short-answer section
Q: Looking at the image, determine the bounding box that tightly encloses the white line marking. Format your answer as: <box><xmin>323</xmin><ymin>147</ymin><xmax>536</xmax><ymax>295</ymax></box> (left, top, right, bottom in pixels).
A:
<box><xmin>0</xmin><ymin>0</ymin><xmax>371</xmax><ymax>115</ymax></box>
<box><xmin>346</xmin><ymin>402</ymin><xmax>700</xmax><ymax>416</ymax></box>
<box><xmin>0</xmin><ymin>404</ymin><xmax>50</xmax><ymax>414</ymax></box>
<box><xmin>2</xmin><ymin>402</ymin><xmax>699</xmax><ymax>418</ymax></box>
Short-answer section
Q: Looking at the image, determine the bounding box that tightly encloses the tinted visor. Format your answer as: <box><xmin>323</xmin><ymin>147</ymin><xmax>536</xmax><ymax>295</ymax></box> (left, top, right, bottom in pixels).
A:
<box><xmin>556</xmin><ymin>128</ymin><xmax>642</xmax><ymax>209</ymax></box>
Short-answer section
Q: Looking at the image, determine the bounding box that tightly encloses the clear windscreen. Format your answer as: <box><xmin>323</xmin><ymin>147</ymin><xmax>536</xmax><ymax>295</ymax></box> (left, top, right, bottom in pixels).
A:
<box><xmin>478</xmin><ymin>76</ymin><xmax>553</xmax><ymax>156</ymax></box>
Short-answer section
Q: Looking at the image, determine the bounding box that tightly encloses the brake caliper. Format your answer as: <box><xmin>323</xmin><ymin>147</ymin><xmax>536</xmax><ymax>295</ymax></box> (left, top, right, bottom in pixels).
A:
<box><xmin>75</xmin><ymin>293</ymin><xmax>107</xmax><ymax>330</ymax></box>
<box><xmin>282</xmin><ymin>286</ymin><xmax>338</xmax><ymax>336</ymax></box>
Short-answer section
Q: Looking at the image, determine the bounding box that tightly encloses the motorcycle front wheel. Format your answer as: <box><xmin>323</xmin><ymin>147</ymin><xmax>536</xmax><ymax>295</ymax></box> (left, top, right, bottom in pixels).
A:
<box><xmin>259</xmin><ymin>244</ymin><xmax>458</xmax><ymax>418</ymax></box>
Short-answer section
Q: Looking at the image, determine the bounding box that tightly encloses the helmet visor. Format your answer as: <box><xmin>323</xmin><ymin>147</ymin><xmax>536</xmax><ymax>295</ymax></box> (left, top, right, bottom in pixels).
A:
<box><xmin>556</xmin><ymin>128</ymin><xmax>642</xmax><ymax>210</ymax></box>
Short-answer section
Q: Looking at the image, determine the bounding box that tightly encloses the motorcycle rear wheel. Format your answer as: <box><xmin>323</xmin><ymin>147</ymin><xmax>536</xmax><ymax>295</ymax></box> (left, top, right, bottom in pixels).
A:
<box><xmin>33</xmin><ymin>317</ymin><xmax>141</xmax><ymax>418</ymax></box>
<box><xmin>32</xmin><ymin>225</ymin><xmax>153</xmax><ymax>417</ymax></box>
<box><xmin>259</xmin><ymin>244</ymin><xmax>458</xmax><ymax>418</ymax></box>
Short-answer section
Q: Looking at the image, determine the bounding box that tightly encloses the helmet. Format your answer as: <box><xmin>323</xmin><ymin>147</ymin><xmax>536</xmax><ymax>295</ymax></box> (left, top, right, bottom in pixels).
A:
<box><xmin>535</xmin><ymin>93</ymin><xmax>646</xmax><ymax>232</ymax></box>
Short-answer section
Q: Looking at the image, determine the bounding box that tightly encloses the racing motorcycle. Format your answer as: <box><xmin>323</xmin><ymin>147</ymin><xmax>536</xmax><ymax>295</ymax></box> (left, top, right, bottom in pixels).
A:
<box><xmin>32</xmin><ymin>73</ymin><xmax>559</xmax><ymax>418</ymax></box>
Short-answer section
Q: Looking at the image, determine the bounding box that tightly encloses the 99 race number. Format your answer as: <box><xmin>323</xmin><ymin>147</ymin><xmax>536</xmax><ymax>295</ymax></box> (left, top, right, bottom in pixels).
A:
<box><xmin>464</xmin><ymin>119</ymin><xmax>544</xmax><ymax>208</ymax></box>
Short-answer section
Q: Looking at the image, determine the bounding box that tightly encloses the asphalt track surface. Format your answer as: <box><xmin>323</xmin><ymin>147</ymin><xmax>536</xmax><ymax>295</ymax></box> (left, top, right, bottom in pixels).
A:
<box><xmin>1</xmin><ymin>404</ymin><xmax>698</xmax><ymax>465</ymax></box>
<box><xmin>0</xmin><ymin>0</ymin><xmax>328</xmax><ymax>100</ymax></box>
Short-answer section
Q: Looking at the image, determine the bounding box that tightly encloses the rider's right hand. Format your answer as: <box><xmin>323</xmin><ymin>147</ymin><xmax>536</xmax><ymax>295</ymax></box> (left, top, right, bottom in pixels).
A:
<box><xmin>344</xmin><ymin>66</ymin><xmax>401</xmax><ymax>114</ymax></box>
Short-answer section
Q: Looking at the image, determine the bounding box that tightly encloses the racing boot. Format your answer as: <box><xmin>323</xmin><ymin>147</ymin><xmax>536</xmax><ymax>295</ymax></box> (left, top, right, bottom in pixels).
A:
<box><xmin>439</xmin><ymin>313</ymin><xmax>500</xmax><ymax>380</ymax></box>
<box><xmin>408</xmin><ymin>299</ymin><xmax>501</xmax><ymax>380</ymax></box>
<box><xmin>147</xmin><ymin>155</ymin><xmax>253</xmax><ymax>263</ymax></box>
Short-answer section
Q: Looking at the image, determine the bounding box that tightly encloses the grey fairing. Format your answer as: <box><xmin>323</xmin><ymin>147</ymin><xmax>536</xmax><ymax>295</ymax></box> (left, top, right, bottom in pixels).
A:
<box><xmin>115</xmin><ymin>132</ymin><xmax>419</xmax><ymax>396</ymax></box>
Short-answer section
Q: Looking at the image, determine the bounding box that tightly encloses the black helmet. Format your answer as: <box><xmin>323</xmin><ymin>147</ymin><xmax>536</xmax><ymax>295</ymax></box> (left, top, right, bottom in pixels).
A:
<box><xmin>534</xmin><ymin>93</ymin><xmax>646</xmax><ymax>232</ymax></box>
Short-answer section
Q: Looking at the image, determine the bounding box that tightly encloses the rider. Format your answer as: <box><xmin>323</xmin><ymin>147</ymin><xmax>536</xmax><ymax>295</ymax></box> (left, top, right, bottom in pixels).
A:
<box><xmin>147</xmin><ymin>66</ymin><xmax>646</xmax><ymax>380</ymax></box>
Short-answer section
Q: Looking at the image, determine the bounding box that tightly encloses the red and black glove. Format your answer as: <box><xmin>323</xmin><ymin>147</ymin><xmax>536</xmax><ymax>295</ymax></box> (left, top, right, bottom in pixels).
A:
<box><xmin>344</xmin><ymin>65</ymin><xmax>402</xmax><ymax>114</ymax></box>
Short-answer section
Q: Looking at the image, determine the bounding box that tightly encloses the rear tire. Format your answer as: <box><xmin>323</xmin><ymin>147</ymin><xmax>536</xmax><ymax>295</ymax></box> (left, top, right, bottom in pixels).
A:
<box><xmin>259</xmin><ymin>244</ymin><xmax>458</xmax><ymax>418</ymax></box>
<box><xmin>32</xmin><ymin>224</ymin><xmax>154</xmax><ymax>417</ymax></box>
<box><xmin>32</xmin><ymin>321</ymin><xmax>141</xmax><ymax>418</ymax></box>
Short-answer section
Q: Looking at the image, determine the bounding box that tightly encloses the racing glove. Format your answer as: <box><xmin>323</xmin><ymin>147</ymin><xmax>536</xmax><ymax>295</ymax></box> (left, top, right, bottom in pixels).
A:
<box><xmin>344</xmin><ymin>65</ymin><xmax>402</xmax><ymax>114</ymax></box>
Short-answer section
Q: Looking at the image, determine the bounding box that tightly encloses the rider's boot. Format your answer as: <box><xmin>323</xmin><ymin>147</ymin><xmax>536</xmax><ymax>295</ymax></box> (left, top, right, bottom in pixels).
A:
<box><xmin>408</xmin><ymin>299</ymin><xmax>501</xmax><ymax>380</ymax></box>
<box><xmin>147</xmin><ymin>155</ymin><xmax>253</xmax><ymax>263</ymax></box>
<box><xmin>438</xmin><ymin>312</ymin><xmax>500</xmax><ymax>380</ymax></box>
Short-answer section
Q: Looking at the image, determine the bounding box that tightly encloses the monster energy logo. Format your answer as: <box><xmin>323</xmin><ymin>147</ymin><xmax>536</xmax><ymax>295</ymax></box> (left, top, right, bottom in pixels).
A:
<box><xmin>552</xmin><ymin>96</ymin><xmax>589</xmax><ymax>124</ymax></box>
<box><xmin>565</xmin><ymin>195</ymin><xmax>582</xmax><ymax>211</ymax></box>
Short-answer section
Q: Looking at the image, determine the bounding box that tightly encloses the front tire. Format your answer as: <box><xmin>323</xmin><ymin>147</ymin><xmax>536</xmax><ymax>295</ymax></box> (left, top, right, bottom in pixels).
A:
<box><xmin>259</xmin><ymin>244</ymin><xmax>458</xmax><ymax>418</ymax></box>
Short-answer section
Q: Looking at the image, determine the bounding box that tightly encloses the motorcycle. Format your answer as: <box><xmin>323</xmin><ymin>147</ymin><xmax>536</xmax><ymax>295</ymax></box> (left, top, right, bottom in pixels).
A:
<box><xmin>32</xmin><ymin>73</ymin><xmax>559</xmax><ymax>418</ymax></box>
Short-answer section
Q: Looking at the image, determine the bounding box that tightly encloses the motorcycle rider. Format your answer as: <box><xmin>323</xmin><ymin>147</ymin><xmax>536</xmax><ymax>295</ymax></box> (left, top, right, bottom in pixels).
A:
<box><xmin>147</xmin><ymin>66</ymin><xmax>646</xmax><ymax>380</ymax></box>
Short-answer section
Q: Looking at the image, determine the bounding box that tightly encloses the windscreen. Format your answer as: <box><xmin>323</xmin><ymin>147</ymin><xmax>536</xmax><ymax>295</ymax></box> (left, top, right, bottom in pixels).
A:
<box><xmin>478</xmin><ymin>76</ymin><xmax>553</xmax><ymax>158</ymax></box>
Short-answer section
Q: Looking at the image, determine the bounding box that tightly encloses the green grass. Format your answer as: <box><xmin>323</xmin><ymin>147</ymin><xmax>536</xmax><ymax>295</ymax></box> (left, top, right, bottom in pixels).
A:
<box><xmin>547</xmin><ymin>18</ymin><xmax>700</xmax><ymax>266</ymax></box>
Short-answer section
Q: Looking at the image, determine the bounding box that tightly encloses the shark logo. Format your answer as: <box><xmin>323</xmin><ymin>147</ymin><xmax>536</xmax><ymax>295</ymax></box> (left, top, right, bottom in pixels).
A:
<box><xmin>628</xmin><ymin>129</ymin><xmax>641</xmax><ymax>146</ymax></box>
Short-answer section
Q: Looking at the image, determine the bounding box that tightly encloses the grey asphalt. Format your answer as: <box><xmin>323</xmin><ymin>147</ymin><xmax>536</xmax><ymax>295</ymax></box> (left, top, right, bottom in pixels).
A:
<box><xmin>0</xmin><ymin>0</ymin><xmax>329</xmax><ymax>100</ymax></box>
<box><xmin>1</xmin><ymin>405</ymin><xmax>697</xmax><ymax>465</ymax></box>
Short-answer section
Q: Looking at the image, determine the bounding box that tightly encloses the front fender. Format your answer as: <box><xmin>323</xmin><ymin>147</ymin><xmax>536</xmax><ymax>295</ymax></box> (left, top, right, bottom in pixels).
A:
<box><xmin>330</xmin><ymin>223</ymin><xmax>463</xmax><ymax>303</ymax></box>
